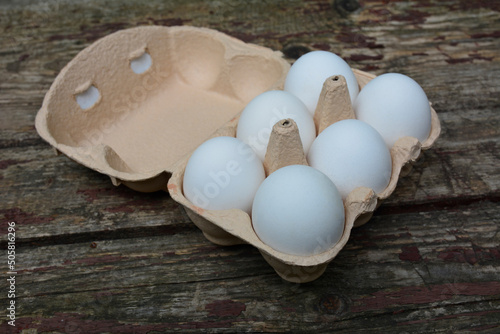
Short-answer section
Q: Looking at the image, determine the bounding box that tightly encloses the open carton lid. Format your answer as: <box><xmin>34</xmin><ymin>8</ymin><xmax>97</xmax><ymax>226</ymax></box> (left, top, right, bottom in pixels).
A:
<box><xmin>35</xmin><ymin>26</ymin><xmax>290</xmax><ymax>192</ymax></box>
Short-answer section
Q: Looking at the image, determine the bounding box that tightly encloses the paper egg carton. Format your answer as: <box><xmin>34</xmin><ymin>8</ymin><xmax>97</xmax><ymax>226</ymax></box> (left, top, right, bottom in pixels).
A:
<box><xmin>36</xmin><ymin>26</ymin><xmax>440</xmax><ymax>283</ymax></box>
<box><xmin>35</xmin><ymin>25</ymin><xmax>289</xmax><ymax>192</ymax></box>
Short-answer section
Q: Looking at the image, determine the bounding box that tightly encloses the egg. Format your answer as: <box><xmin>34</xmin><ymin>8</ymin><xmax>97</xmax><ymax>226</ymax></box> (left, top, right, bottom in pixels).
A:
<box><xmin>307</xmin><ymin>119</ymin><xmax>392</xmax><ymax>199</ymax></box>
<box><xmin>284</xmin><ymin>51</ymin><xmax>359</xmax><ymax>114</ymax></box>
<box><xmin>183</xmin><ymin>136</ymin><xmax>265</xmax><ymax>214</ymax></box>
<box><xmin>236</xmin><ymin>90</ymin><xmax>316</xmax><ymax>161</ymax></box>
<box><xmin>354</xmin><ymin>73</ymin><xmax>432</xmax><ymax>148</ymax></box>
<box><xmin>252</xmin><ymin>165</ymin><xmax>345</xmax><ymax>256</ymax></box>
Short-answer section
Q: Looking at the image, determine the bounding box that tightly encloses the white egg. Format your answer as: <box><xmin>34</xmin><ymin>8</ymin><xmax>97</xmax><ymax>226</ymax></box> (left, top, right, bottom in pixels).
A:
<box><xmin>354</xmin><ymin>73</ymin><xmax>432</xmax><ymax>148</ymax></box>
<box><xmin>252</xmin><ymin>165</ymin><xmax>345</xmax><ymax>256</ymax></box>
<box><xmin>236</xmin><ymin>90</ymin><xmax>316</xmax><ymax>161</ymax></box>
<box><xmin>183</xmin><ymin>136</ymin><xmax>265</xmax><ymax>214</ymax></box>
<box><xmin>307</xmin><ymin>119</ymin><xmax>392</xmax><ymax>199</ymax></box>
<box><xmin>284</xmin><ymin>51</ymin><xmax>359</xmax><ymax>114</ymax></box>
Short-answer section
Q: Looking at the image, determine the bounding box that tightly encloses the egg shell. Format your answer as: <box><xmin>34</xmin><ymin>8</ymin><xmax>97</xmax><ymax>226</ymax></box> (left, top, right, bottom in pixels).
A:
<box><xmin>354</xmin><ymin>73</ymin><xmax>432</xmax><ymax>148</ymax></box>
<box><xmin>236</xmin><ymin>90</ymin><xmax>316</xmax><ymax>161</ymax></box>
<box><xmin>252</xmin><ymin>165</ymin><xmax>345</xmax><ymax>256</ymax></box>
<box><xmin>284</xmin><ymin>51</ymin><xmax>359</xmax><ymax>114</ymax></box>
<box><xmin>307</xmin><ymin>119</ymin><xmax>392</xmax><ymax>199</ymax></box>
<box><xmin>183</xmin><ymin>136</ymin><xmax>265</xmax><ymax>214</ymax></box>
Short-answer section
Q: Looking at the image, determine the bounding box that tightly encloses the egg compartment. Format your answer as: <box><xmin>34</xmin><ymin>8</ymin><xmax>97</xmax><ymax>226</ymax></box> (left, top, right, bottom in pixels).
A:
<box><xmin>168</xmin><ymin>70</ymin><xmax>441</xmax><ymax>283</ymax></box>
<box><xmin>35</xmin><ymin>26</ymin><xmax>290</xmax><ymax>192</ymax></box>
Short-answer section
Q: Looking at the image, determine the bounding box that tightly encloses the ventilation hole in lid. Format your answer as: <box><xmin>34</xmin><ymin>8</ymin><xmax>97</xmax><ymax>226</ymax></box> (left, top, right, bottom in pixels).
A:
<box><xmin>76</xmin><ymin>85</ymin><xmax>100</xmax><ymax>110</ymax></box>
<box><xmin>130</xmin><ymin>52</ymin><xmax>152</xmax><ymax>74</ymax></box>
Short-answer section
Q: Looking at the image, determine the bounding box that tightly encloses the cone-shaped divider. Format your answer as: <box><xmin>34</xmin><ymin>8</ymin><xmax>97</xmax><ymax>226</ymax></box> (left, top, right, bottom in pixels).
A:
<box><xmin>313</xmin><ymin>75</ymin><xmax>355</xmax><ymax>134</ymax></box>
<box><xmin>263</xmin><ymin>118</ymin><xmax>308</xmax><ymax>176</ymax></box>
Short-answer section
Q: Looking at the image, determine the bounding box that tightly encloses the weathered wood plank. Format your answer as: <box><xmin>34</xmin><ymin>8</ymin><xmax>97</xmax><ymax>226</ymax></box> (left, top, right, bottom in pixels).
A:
<box><xmin>0</xmin><ymin>201</ymin><xmax>498</xmax><ymax>332</ymax></box>
<box><xmin>1</xmin><ymin>0</ymin><xmax>499</xmax><ymax>332</ymax></box>
<box><xmin>5</xmin><ymin>200</ymin><xmax>498</xmax><ymax>290</ymax></box>
<box><xmin>1</xmin><ymin>280</ymin><xmax>498</xmax><ymax>333</ymax></box>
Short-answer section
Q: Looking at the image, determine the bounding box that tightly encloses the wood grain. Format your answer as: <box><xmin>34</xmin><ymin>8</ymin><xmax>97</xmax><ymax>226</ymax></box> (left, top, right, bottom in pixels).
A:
<box><xmin>1</xmin><ymin>0</ymin><xmax>499</xmax><ymax>333</ymax></box>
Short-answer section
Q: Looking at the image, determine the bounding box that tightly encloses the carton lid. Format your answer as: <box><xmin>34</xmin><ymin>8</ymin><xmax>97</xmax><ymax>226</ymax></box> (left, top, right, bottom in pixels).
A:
<box><xmin>35</xmin><ymin>26</ymin><xmax>290</xmax><ymax>190</ymax></box>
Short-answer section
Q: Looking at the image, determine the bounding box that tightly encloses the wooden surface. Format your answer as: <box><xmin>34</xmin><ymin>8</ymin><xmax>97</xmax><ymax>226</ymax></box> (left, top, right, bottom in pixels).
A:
<box><xmin>1</xmin><ymin>0</ymin><xmax>499</xmax><ymax>332</ymax></box>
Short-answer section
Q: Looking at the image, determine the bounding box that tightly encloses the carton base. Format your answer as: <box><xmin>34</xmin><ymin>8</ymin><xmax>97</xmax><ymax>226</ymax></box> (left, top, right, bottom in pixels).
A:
<box><xmin>260</xmin><ymin>252</ymin><xmax>328</xmax><ymax>283</ymax></box>
<box><xmin>185</xmin><ymin>207</ymin><xmax>245</xmax><ymax>246</ymax></box>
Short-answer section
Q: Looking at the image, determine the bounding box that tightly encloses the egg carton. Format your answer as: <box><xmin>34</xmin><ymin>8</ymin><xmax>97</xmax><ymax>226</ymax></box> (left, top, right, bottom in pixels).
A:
<box><xmin>36</xmin><ymin>26</ymin><xmax>440</xmax><ymax>283</ymax></box>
